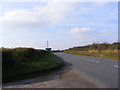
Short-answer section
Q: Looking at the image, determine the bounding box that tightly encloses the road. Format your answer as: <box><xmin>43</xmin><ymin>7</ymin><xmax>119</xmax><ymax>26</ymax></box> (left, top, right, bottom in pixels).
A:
<box><xmin>3</xmin><ymin>52</ymin><xmax>119</xmax><ymax>88</ymax></box>
<box><xmin>54</xmin><ymin>52</ymin><xmax>119</xmax><ymax>88</ymax></box>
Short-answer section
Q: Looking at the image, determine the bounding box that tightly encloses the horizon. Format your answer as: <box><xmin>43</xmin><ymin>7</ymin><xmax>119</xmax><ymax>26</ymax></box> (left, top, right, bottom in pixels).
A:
<box><xmin>1</xmin><ymin>41</ymin><xmax>119</xmax><ymax>50</ymax></box>
<box><xmin>0</xmin><ymin>2</ymin><xmax>118</xmax><ymax>50</ymax></box>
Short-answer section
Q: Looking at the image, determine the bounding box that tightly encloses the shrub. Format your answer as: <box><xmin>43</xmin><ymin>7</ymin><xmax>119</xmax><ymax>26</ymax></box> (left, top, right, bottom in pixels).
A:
<box><xmin>2</xmin><ymin>48</ymin><xmax>47</xmax><ymax>68</ymax></box>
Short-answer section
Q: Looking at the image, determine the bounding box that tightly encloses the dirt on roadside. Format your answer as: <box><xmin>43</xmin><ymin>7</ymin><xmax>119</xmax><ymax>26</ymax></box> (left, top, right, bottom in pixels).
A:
<box><xmin>3</xmin><ymin>61</ymin><xmax>101</xmax><ymax>88</ymax></box>
<box><xmin>3</xmin><ymin>69</ymin><xmax>99</xmax><ymax>88</ymax></box>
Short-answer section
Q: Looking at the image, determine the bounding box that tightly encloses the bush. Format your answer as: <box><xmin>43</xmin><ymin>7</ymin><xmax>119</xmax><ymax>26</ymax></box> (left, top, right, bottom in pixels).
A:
<box><xmin>2</xmin><ymin>49</ymin><xmax>15</xmax><ymax>69</ymax></box>
<box><xmin>2</xmin><ymin>48</ymin><xmax>47</xmax><ymax>69</ymax></box>
<box><xmin>64</xmin><ymin>42</ymin><xmax>120</xmax><ymax>60</ymax></box>
<box><xmin>65</xmin><ymin>42</ymin><xmax>120</xmax><ymax>51</ymax></box>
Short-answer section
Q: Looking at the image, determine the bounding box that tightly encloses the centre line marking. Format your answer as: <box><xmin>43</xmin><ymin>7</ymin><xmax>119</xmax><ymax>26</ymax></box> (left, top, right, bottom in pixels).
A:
<box><xmin>85</xmin><ymin>58</ymin><xmax>100</xmax><ymax>63</ymax></box>
<box><xmin>114</xmin><ymin>65</ymin><xmax>119</xmax><ymax>68</ymax></box>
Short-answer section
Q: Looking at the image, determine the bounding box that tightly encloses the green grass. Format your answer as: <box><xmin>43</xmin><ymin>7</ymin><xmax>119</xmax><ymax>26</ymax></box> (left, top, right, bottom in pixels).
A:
<box><xmin>64</xmin><ymin>50</ymin><xmax>118</xmax><ymax>60</ymax></box>
<box><xmin>3</xmin><ymin>52</ymin><xmax>63</xmax><ymax>83</ymax></box>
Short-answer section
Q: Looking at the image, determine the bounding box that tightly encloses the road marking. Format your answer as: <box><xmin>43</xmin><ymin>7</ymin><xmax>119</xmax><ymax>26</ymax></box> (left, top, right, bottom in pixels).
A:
<box><xmin>70</xmin><ymin>55</ymin><xmax>100</xmax><ymax>63</ymax></box>
<box><xmin>114</xmin><ymin>65</ymin><xmax>119</xmax><ymax>68</ymax></box>
<box><xmin>84</xmin><ymin>58</ymin><xmax>100</xmax><ymax>63</ymax></box>
<box><xmin>89</xmin><ymin>60</ymin><xmax>100</xmax><ymax>63</ymax></box>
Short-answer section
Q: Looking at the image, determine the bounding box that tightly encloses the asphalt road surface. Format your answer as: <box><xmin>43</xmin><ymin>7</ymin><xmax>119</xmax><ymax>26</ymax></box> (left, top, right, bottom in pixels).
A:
<box><xmin>54</xmin><ymin>52</ymin><xmax>119</xmax><ymax>88</ymax></box>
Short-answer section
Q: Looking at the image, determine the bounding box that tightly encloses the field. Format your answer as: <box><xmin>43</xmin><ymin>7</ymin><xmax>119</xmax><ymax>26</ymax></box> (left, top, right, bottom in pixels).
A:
<box><xmin>64</xmin><ymin>42</ymin><xmax>119</xmax><ymax>60</ymax></box>
<box><xmin>2</xmin><ymin>48</ymin><xmax>63</xmax><ymax>83</ymax></box>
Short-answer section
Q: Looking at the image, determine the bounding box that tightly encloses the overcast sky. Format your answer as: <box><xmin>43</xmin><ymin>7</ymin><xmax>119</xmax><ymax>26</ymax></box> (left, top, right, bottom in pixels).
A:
<box><xmin>0</xmin><ymin>1</ymin><xmax>118</xmax><ymax>50</ymax></box>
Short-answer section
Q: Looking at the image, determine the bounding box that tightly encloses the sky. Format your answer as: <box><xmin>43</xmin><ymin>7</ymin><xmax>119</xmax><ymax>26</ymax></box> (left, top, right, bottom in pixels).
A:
<box><xmin>0</xmin><ymin>1</ymin><xmax>118</xmax><ymax>50</ymax></box>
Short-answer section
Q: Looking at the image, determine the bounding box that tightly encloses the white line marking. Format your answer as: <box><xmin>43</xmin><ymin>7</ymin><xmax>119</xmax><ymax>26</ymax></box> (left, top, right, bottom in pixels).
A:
<box><xmin>85</xmin><ymin>58</ymin><xmax>100</xmax><ymax>63</ymax></box>
<box><xmin>70</xmin><ymin>55</ymin><xmax>100</xmax><ymax>63</ymax></box>
<box><xmin>114</xmin><ymin>65</ymin><xmax>119</xmax><ymax>68</ymax></box>
<box><xmin>89</xmin><ymin>60</ymin><xmax>100</xmax><ymax>63</ymax></box>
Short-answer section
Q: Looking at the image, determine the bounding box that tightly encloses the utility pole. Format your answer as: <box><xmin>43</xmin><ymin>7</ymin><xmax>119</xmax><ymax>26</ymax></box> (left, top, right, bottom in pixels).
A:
<box><xmin>47</xmin><ymin>41</ymin><xmax>49</xmax><ymax>48</ymax></box>
<box><xmin>46</xmin><ymin>41</ymin><xmax>52</xmax><ymax>51</ymax></box>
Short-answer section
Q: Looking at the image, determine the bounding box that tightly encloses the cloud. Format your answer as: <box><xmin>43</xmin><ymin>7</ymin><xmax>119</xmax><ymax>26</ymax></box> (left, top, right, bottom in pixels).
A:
<box><xmin>0</xmin><ymin>10</ymin><xmax>40</xmax><ymax>30</ymax></box>
<box><xmin>34</xmin><ymin>2</ymin><xmax>73</xmax><ymax>20</ymax></box>
<box><xmin>2</xmin><ymin>10</ymin><xmax>37</xmax><ymax>22</ymax></box>
<box><xmin>0</xmin><ymin>2</ymin><xmax>74</xmax><ymax>31</ymax></box>
<box><xmin>70</xmin><ymin>27</ymin><xmax>94</xmax><ymax>34</ymax></box>
<box><xmin>70</xmin><ymin>27</ymin><xmax>117</xmax><ymax>45</ymax></box>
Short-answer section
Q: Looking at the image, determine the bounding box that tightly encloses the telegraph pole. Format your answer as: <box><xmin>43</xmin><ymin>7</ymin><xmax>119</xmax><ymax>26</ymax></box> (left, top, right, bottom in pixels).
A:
<box><xmin>46</xmin><ymin>41</ymin><xmax>51</xmax><ymax>51</ymax></box>
<box><xmin>47</xmin><ymin>41</ymin><xmax>49</xmax><ymax>48</ymax></box>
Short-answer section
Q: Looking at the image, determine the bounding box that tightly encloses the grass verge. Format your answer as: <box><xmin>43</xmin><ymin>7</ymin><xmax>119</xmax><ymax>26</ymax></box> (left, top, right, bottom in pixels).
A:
<box><xmin>64</xmin><ymin>50</ymin><xmax>118</xmax><ymax>60</ymax></box>
<box><xmin>3</xmin><ymin>52</ymin><xmax>63</xmax><ymax>83</ymax></box>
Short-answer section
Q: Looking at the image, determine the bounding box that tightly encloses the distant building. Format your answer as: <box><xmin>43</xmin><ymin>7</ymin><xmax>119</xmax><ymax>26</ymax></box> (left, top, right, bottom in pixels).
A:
<box><xmin>45</xmin><ymin>41</ymin><xmax>52</xmax><ymax>51</ymax></box>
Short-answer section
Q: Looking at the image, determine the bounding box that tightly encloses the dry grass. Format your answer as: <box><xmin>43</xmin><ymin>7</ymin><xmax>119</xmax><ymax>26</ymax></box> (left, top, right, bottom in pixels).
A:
<box><xmin>64</xmin><ymin>49</ymin><xmax>119</xmax><ymax>60</ymax></box>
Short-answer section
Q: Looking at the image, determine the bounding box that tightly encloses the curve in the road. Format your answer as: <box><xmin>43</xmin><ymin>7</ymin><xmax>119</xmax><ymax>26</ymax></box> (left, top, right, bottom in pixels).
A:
<box><xmin>54</xmin><ymin>52</ymin><xmax>118</xmax><ymax>88</ymax></box>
